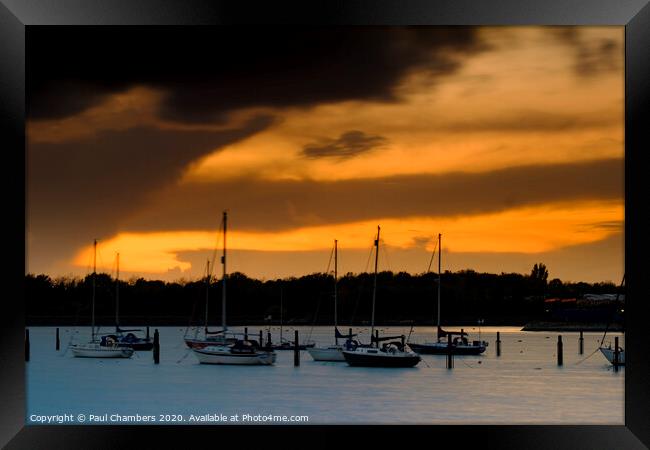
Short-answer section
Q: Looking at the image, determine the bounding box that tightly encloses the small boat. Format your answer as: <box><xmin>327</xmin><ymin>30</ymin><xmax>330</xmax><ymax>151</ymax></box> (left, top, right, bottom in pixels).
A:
<box><xmin>193</xmin><ymin>339</ymin><xmax>276</xmax><ymax>365</ymax></box>
<box><xmin>598</xmin><ymin>274</ymin><xmax>625</xmax><ymax>367</ymax></box>
<box><xmin>71</xmin><ymin>341</ymin><xmax>134</xmax><ymax>358</ymax></box>
<box><xmin>184</xmin><ymin>259</ymin><xmax>227</xmax><ymax>349</ymax></box>
<box><xmin>307</xmin><ymin>240</ymin><xmax>349</xmax><ymax>361</ymax></box>
<box><xmin>99</xmin><ymin>253</ymin><xmax>153</xmax><ymax>351</ymax></box>
<box><xmin>409</xmin><ymin>233</ymin><xmax>488</xmax><ymax>356</ymax></box>
<box><xmin>599</xmin><ymin>345</ymin><xmax>625</xmax><ymax>366</ymax></box>
<box><xmin>71</xmin><ymin>240</ymin><xmax>134</xmax><ymax>359</ymax></box>
<box><xmin>342</xmin><ymin>226</ymin><xmax>421</xmax><ymax>368</ymax></box>
<box><xmin>342</xmin><ymin>340</ymin><xmax>421</xmax><ymax>368</ymax></box>
<box><xmin>190</xmin><ymin>211</ymin><xmax>276</xmax><ymax>365</ymax></box>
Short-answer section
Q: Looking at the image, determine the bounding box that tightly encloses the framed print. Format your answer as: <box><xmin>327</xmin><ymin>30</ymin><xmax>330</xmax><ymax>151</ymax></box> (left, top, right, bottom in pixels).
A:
<box><xmin>1</xmin><ymin>0</ymin><xmax>649</xmax><ymax>448</ymax></box>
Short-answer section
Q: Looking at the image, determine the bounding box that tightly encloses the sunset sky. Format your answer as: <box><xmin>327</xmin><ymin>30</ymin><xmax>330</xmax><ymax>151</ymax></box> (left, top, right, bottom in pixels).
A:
<box><xmin>26</xmin><ymin>27</ymin><xmax>624</xmax><ymax>283</ymax></box>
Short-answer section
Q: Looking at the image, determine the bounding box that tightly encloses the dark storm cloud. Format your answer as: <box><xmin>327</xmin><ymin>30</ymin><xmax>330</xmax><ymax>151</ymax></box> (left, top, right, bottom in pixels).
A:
<box><xmin>27</xmin><ymin>27</ymin><xmax>488</xmax><ymax>122</ymax></box>
<box><xmin>27</xmin><ymin>115</ymin><xmax>274</xmax><ymax>266</ymax></box>
<box><xmin>549</xmin><ymin>27</ymin><xmax>622</xmax><ymax>77</ymax></box>
<box><xmin>302</xmin><ymin>130</ymin><xmax>388</xmax><ymax>159</ymax></box>
<box><xmin>122</xmin><ymin>158</ymin><xmax>623</xmax><ymax>233</ymax></box>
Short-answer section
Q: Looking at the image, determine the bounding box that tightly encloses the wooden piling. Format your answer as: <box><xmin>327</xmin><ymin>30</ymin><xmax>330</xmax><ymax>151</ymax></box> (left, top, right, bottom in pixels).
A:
<box><xmin>244</xmin><ymin>327</ymin><xmax>248</xmax><ymax>340</ymax></box>
<box><xmin>267</xmin><ymin>332</ymin><xmax>272</xmax><ymax>347</ymax></box>
<box><xmin>496</xmin><ymin>331</ymin><xmax>501</xmax><ymax>357</ymax></box>
<box><xmin>56</xmin><ymin>327</ymin><xmax>60</xmax><ymax>351</ymax></box>
<box><xmin>557</xmin><ymin>335</ymin><xmax>563</xmax><ymax>366</ymax></box>
<box><xmin>153</xmin><ymin>329</ymin><xmax>160</xmax><ymax>364</ymax></box>
<box><xmin>25</xmin><ymin>329</ymin><xmax>30</xmax><ymax>362</ymax></box>
<box><xmin>146</xmin><ymin>326</ymin><xmax>150</xmax><ymax>340</ymax></box>
<box><xmin>446</xmin><ymin>332</ymin><xmax>453</xmax><ymax>369</ymax></box>
<box><xmin>294</xmin><ymin>330</ymin><xmax>300</xmax><ymax>367</ymax></box>
<box><xmin>578</xmin><ymin>330</ymin><xmax>584</xmax><ymax>355</ymax></box>
<box><xmin>259</xmin><ymin>330</ymin><xmax>263</xmax><ymax>347</ymax></box>
<box><xmin>375</xmin><ymin>330</ymin><xmax>379</xmax><ymax>348</ymax></box>
<box><xmin>614</xmin><ymin>336</ymin><xmax>619</xmax><ymax>372</ymax></box>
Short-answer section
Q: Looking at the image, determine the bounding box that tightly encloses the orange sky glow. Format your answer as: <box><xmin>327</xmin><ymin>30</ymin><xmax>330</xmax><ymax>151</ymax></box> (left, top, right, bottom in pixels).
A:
<box><xmin>27</xmin><ymin>27</ymin><xmax>624</xmax><ymax>283</ymax></box>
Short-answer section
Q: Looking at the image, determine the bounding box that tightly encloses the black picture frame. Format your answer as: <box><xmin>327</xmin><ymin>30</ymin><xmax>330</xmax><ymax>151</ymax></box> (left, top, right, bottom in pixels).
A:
<box><xmin>1</xmin><ymin>1</ymin><xmax>648</xmax><ymax>448</ymax></box>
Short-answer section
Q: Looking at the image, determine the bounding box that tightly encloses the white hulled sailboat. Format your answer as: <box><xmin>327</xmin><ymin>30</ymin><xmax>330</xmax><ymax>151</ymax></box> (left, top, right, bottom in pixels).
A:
<box><xmin>307</xmin><ymin>240</ymin><xmax>349</xmax><ymax>361</ymax></box>
<box><xmin>190</xmin><ymin>211</ymin><xmax>276</xmax><ymax>365</ymax></box>
<box><xmin>71</xmin><ymin>240</ymin><xmax>134</xmax><ymax>358</ymax></box>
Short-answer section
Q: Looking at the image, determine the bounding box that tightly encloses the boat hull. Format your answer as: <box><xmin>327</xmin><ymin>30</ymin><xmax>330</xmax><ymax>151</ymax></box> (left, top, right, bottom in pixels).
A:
<box><xmin>342</xmin><ymin>350</ymin><xmax>420</xmax><ymax>367</ymax></box>
<box><xmin>71</xmin><ymin>344</ymin><xmax>134</xmax><ymax>358</ymax></box>
<box><xmin>307</xmin><ymin>346</ymin><xmax>346</xmax><ymax>361</ymax></box>
<box><xmin>410</xmin><ymin>342</ymin><xmax>487</xmax><ymax>355</ymax></box>
<box><xmin>193</xmin><ymin>347</ymin><xmax>276</xmax><ymax>365</ymax></box>
<box><xmin>599</xmin><ymin>347</ymin><xmax>625</xmax><ymax>366</ymax></box>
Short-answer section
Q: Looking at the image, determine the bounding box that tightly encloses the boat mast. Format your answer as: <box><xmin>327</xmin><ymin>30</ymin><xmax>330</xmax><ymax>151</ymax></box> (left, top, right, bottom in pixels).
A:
<box><xmin>115</xmin><ymin>252</ymin><xmax>120</xmax><ymax>332</ymax></box>
<box><xmin>280</xmin><ymin>284</ymin><xmax>283</xmax><ymax>343</ymax></box>
<box><xmin>91</xmin><ymin>239</ymin><xmax>97</xmax><ymax>341</ymax></box>
<box><xmin>204</xmin><ymin>259</ymin><xmax>210</xmax><ymax>333</ymax></box>
<box><xmin>221</xmin><ymin>211</ymin><xmax>227</xmax><ymax>332</ymax></box>
<box><xmin>334</xmin><ymin>239</ymin><xmax>338</xmax><ymax>345</ymax></box>
<box><xmin>437</xmin><ymin>233</ymin><xmax>442</xmax><ymax>333</ymax></box>
<box><xmin>370</xmin><ymin>226</ymin><xmax>380</xmax><ymax>347</ymax></box>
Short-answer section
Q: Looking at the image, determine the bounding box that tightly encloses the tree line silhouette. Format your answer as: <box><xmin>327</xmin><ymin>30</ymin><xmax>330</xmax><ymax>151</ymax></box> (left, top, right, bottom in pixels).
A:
<box><xmin>25</xmin><ymin>264</ymin><xmax>620</xmax><ymax>326</ymax></box>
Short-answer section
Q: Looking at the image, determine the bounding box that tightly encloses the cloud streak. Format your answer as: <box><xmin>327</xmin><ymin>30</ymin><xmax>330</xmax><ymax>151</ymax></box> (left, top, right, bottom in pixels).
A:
<box><xmin>302</xmin><ymin>130</ymin><xmax>388</xmax><ymax>159</ymax></box>
<box><xmin>122</xmin><ymin>158</ymin><xmax>623</xmax><ymax>233</ymax></box>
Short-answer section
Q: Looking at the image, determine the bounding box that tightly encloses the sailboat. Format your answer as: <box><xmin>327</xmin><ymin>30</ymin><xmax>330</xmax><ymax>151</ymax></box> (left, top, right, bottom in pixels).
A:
<box><xmin>342</xmin><ymin>227</ymin><xmax>421</xmax><ymax>368</ymax></box>
<box><xmin>271</xmin><ymin>284</ymin><xmax>315</xmax><ymax>351</ymax></box>
<box><xmin>599</xmin><ymin>274</ymin><xmax>625</xmax><ymax>366</ymax></box>
<box><xmin>190</xmin><ymin>211</ymin><xmax>277</xmax><ymax>365</ymax></box>
<box><xmin>409</xmin><ymin>233</ymin><xmax>488</xmax><ymax>355</ymax></box>
<box><xmin>99</xmin><ymin>253</ymin><xmax>153</xmax><ymax>351</ymax></box>
<box><xmin>71</xmin><ymin>240</ymin><xmax>134</xmax><ymax>358</ymax></box>
<box><xmin>307</xmin><ymin>240</ymin><xmax>351</xmax><ymax>361</ymax></box>
<box><xmin>183</xmin><ymin>259</ymin><xmax>235</xmax><ymax>349</ymax></box>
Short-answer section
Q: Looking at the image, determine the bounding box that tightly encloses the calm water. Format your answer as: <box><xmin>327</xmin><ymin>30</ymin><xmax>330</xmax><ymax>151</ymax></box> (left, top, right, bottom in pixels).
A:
<box><xmin>26</xmin><ymin>326</ymin><xmax>624</xmax><ymax>425</ymax></box>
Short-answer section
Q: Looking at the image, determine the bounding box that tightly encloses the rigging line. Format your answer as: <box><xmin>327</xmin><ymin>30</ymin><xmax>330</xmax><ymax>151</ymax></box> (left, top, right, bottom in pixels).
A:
<box><xmin>380</xmin><ymin>239</ymin><xmax>391</xmax><ymax>273</ymax></box>
<box><xmin>426</xmin><ymin>237</ymin><xmax>439</xmax><ymax>274</ymax></box>
<box><xmin>599</xmin><ymin>273</ymin><xmax>625</xmax><ymax>347</ymax></box>
<box><xmin>350</xmin><ymin>241</ymin><xmax>376</xmax><ymax>326</ymax></box>
<box><xmin>307</xmin><ymin>290</ymin><xmax>325</xmax><ymax>343</ymax></box>
<box><xmin>575</xmin><ymin>346</ymin><xmax>601</xmax><ymax>365</ymax></box>
<box><xmin>308</xmin><ymin>244</ymin><xmax>336</xmax><ymax>339</ymax></box>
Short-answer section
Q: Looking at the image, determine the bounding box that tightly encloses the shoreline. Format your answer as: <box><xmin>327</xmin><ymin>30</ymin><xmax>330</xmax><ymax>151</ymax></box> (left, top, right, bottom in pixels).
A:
<box><xmin>521</xmin><ymin>321</ymin><xmax>624</xmax><ymax>332</ymax></box>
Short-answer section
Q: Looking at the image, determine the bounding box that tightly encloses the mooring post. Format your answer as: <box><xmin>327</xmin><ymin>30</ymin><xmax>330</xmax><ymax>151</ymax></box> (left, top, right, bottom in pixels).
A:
<box><xmin>614</xmin><ymin>336</ymin><xmax>619</xmax><ymax>372</ymax></box>
<box><xmin>579</xmin><ymin>330</ymin><xmax>584</xmax><ymax>355</ymax></box>
<box><xmin>259</xmin><ymin>330</ymin><xmax>263</xmax><ymax>347</ymax></box>
<box><xmin>56</xmin><ymin>327</ymin><xmax>60</xmax><ymax>351</ymax></box>
<box><xmin>146</xmin><ymin>326</ymin><xmax>150</xmax><ymax>340</ymax></box>
<box><xmin>496</xmin><ymin>331</ymin><xmax>501</xmax><ymax>357</ymax></box>
<box><xmin>153</xmin><ymin>329</ymin><xmax>160</xmax><ymax>364</ymax></box>
<box><xmin>375</xmin><ymin>330</ymin><xmax>379</xmax><ymax>348</ymax></box>
<box><xmin>446</xmin><ymin>332</ymin><xmax>453</xmax><ymax>369</ymax></box>
<box><xmin>25</xmin><ymin>329</ymin><xmax>30</xmax><ymax>362</ymax></box>
<box><xmin>294</xmin><ymin>330</ymin><xmax>300</xmax><ymax>367</ymax></box>
<box><xmin>244</xmin><ymin>327</ymin><xmax>248</xmax><ymax>340</ymax></box>
<box><xmin>267</xmin><ymin>332</ymin><xmax>272</xmax><ymax>347</ymax></box>
<box><xmin>557</xmin><ymin>335</ymin><xmax>563</xmax><ymax>366</ymax></box>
